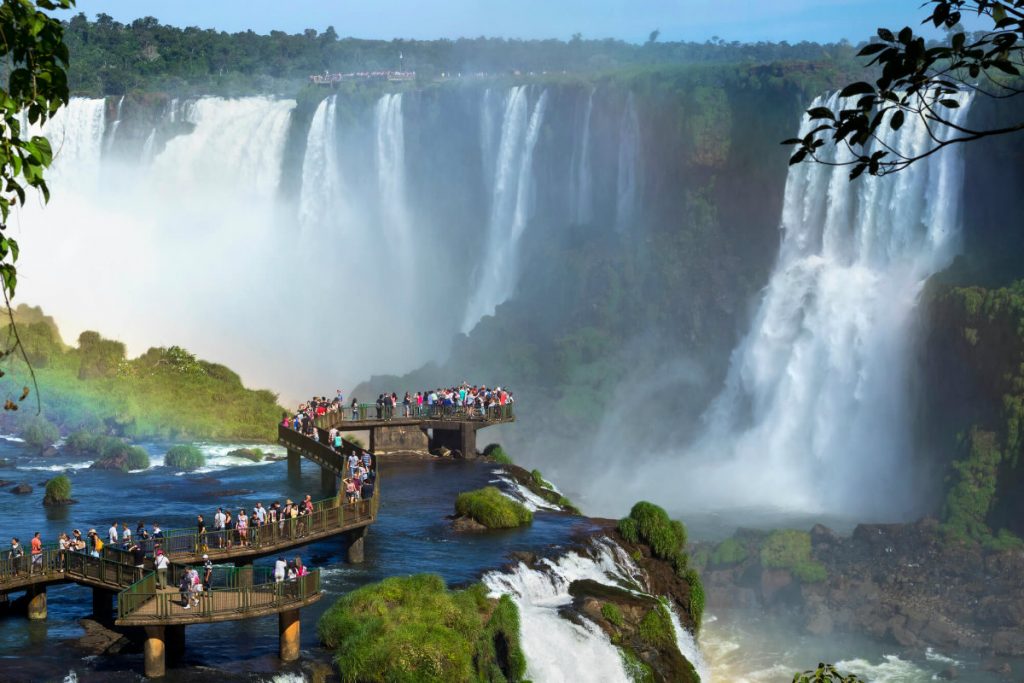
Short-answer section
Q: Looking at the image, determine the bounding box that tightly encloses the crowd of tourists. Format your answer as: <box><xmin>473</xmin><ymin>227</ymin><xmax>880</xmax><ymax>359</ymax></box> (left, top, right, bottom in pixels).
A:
<box><xmin>289</xmin><ymin>384</ymin><xmax>514</xmax><ymax>426</ymax></box>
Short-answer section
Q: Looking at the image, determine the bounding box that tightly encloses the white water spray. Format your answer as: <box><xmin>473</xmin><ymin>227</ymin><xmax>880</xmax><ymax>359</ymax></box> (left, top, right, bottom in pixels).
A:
<box><xmin>299</xmin><ymin>94</ymin><xmax>345</xmax><ymax>229</ymax></box>
<box><xmin>375</xmin><ymin>93</ymin><xmax>411</xmax><ymax>250</ymax></box>
<box><xmin>570</xmin><ymin>88</ymin><xmax>595</xmax><ymax>225</ymax></box>
<box><xmin>615</xmin><ymin>93</ymin><xmax>640</xmax><ymax>231</ymax></box>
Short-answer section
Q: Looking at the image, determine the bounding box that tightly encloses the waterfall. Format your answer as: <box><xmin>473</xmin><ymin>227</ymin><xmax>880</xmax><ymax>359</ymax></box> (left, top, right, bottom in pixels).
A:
<box><xmin>38</xmin><ymin>98</ymin><xmax>106</xmax><ymax>185</ymax></box>
<box><xmin>299</xmin><ymin>95</ymin><xmax>344</xmax><ymax>229</ymax></box>
<box><xmin>677</xmin><ymin>92</ymin><xmax>975</xmax><ymax>516</ymax></box>
<box><xmin>104</xmin><ymin>95</ymin><xmax>125</xmax><ymax>153</ymax></box>
<box><xmin>461</xmin><ymin>86</ymin><xmax>548</xmax><ymax>333</ymax></box>
<box><xmin>374</xmin><ymin>93</ymin><xmax>410</xmax><ymax>249</ymax></box>
<box><xmin>569</xmin><ymin>88</ymin><xmax>595</xmax><ymax>225</ymax></box>
<box><xmin>480</xmin><ymin>88</ymin><xmax>501</xmax><ymax>195</ymax></box>
<box><xmin>140</xmin><ymin>128</ymin><xmax>157</xmax><ymax>162</ymax></box>
<box><xmin>615</xmin><ymin>93</ymin><xmax>640</xmax><ymax>231</ymax></box>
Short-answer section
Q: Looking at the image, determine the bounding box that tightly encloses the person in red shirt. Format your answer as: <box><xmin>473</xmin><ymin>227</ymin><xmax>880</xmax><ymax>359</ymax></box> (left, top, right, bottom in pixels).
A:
<box><xmin>30</xmin><ymin>532</ymin><xmax>42</xmax><ymax>574</ymax></box>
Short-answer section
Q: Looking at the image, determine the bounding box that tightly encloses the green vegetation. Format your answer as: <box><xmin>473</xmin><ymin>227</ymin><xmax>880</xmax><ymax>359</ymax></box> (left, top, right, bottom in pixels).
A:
<box><xmin>343</xmin><ymin>435</ymin><xmax>366</xmax><ymax>450</ymax></box>
<box><xmin>318</xmin><ymin>574</ymin><xmax>526</xmax><ymax>682</ymax></box>
<box><xmin>18</xmin><ymin>415</ymin><xmax>59</xmax><ymax>451</ymax></box>
<box><xmin>74</xmin><ymin>432</ymin><xmax>150</xmax><ymax>471</ymax></box>
<box><xmin>164</xmin><ymin>444</ymin><xmax>205</xmax><ymax>472</ymax></box>
<box><xmin>455</xmin><ymin>487</ymin><xmax>533</xmax><ymax>529</ymax></box>
<box><xmin>618</xmin><ymin>501</ymin><xmax>688</xmax><ymax>573</ymax></box>
<box><xmin>228</xmin><ymin>447</ymin><xmax>265</xmax><ymax>462</ymax></box>
<box><xmin>529</xmin><ymin>469</ymin><xmax>551</xmax><ymax>488</ymax></box>
<box><xmin>483</xmin><ymin>443</ymin><xmax>512</xmax><ymax>465</ymax></box>
<box><xmin>43</xmin><ymin>474</ymin><xmax>72</xmax><ymax>504</ymax></box>
<box><xmin>601</xmin><ymin>602</ymin><xmax>625</xmax><ymax>628</ymax></box>
<box><xmin>0</xmin><ymin>307</ymin><xmax>284</xmax><ymax>441</ymax></box>
<box><xmin>637</xmin><ymin>602</ymin><xmax>675</xmax><ymax>650</ymax></box>
<box><xmin>683</xmin><ymin>568</ymin><xmax>705</xmax><ymax>628</ymax></box>
<box><xmin>619</xmin><ymin>647</ymin><xmax>655</xmax><ymax>683</ymax></box>
<box><xmin>760</xmin><ymin>530</ymin><xmax>827</xmax><ymax>584</ymax></box>
<box><xmin>930</xmin><ymin>283</ymin><xmax>1024</xmax><ymax>546</ymax></box>
<box><xmin>710</xmin><ymin>537</ymin><xmax>748</xmax><ymax>567</ymax></box>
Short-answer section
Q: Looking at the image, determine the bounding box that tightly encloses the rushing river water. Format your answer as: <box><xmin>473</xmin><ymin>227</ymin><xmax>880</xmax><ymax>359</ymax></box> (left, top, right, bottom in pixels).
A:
<box><xmin>0</xmin><ymin>437</ymin><xmax>1014</xmax><ymax>682</ymax></box>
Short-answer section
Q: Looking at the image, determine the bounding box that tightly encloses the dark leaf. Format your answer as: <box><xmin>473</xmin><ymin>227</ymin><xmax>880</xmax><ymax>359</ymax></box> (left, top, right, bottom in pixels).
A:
<box><xmin>839</xmin><ymin>82</ymin><xmax>875</xmax><ymax>98</ymax></box>
<box><xmin>890</xmin><ymin>109</ymin><xmax>905</xmax><ymax>130</ymax></box>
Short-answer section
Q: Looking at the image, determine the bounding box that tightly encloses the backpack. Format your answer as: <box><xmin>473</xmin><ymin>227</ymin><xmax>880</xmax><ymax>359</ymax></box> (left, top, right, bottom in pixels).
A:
<box><xmin>95</xmin><ymin>538</ymin><xmax>104</xmax><ymax>552</ymax></box>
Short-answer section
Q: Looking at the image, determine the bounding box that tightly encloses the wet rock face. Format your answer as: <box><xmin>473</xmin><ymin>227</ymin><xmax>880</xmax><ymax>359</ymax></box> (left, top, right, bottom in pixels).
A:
<box><xmin>567</xmin><ymin>579</ymin><xmax>699</xmax><ymax>683</ymax></box>
<box><xmin>700</xmin><ymin>519</ymin><xmax>1024</xmax><ymax>655</ymax></box>
<box><xmin>450</xmin><ymin>515</ymin><xmax>488</xmax><ymax>532</ymax></box>
<box><xmin>9</xmin><ymin>483</ymin><xmax>32</xmax><ymax>494</ymax></box>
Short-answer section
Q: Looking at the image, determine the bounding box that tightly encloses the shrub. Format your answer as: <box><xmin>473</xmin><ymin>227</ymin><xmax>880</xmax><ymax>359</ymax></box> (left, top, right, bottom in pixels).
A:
<box><xmin>65</xmin><ymin>429</ymin><xmax>99</xmax><ymax>452</ymax></box>
<box><xmin>126</xmin><ymin>446</ymin><xmax>150</xmax><ymax>471</ymax></box>
<box><xmin>164</xmin><ymin>444</ymin><xmax>205</xmax><ymax>472</ymax></box>
<box><xmin>620</xmin><ymin>647</ymin><xmax>655</xmax><ymax>683</ymax></box>
<box><xmin>19</xmin><ymin>416</ymin><xmax>59</xmax><ymax>451</ymax></box>
<box><xmin>601</xmin><ymin>602</ymin><xmax>624</xmax><ymax>628</ymax></box>
<box><xmin>618</xmin><ymin>501</ymin><xmax>687</xmax><ymax>567</ymax></box>
<box><xmin>43</xmin><ymin>475</ymin><xmax>72</xmax><ymax>504</ymax></box>
<box><xmin>683</xmin><ymin>568</ymin><xmax>705</xmax><ymax>628</ymax></box>
<box><xmin>637</xmin><ymin>603</ymin><xmax>674</xmax><ymax>650</ymax></box>
<box><xmin>530</xmin><ymin>469</ymin><xmax>551</xmax><ymax>489</ymax></box>
<box><xmin>343</xmin><ymin>435</ymin><xmax>365</xmax><ymax>449</ymax></box>
<box><xmin>455</xmin><ymin>487</ymin><xmax>533</xmax><ymax>529</ymax></box>
<box><xmin>483</xmin><ymin>443</ymin><xmax>512</xmax><ymax>465</ymax></box>
<box><xmin>711</xmin><ymin>537</ymin><xmax>748</xmax><ymax>567</ymax></box>
<box><xmin>318</xmin><ymin>574</ymin><xmax>526</xmax><ymax>682</ymax></box>
<box><xmin>760</xmin><ymin>530</ymin><xmax>828</xmax><ymax>584</ymax></box>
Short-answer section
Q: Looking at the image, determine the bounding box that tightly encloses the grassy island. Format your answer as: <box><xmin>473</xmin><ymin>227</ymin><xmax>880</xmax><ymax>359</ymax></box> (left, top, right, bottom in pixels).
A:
<box><xmin>164</xmin><ymin>444</ymin><xmax>205</xmax><ymax>472</ymax></box>
<box><xmin>318</xmin><ymin>574</ymin><xmax>526</xmax><ymax>682</ymax></box>
<box><xmin>455</xmin><ymin>486</ymin><xmax>533</xmax><ymax>529</ymax></box>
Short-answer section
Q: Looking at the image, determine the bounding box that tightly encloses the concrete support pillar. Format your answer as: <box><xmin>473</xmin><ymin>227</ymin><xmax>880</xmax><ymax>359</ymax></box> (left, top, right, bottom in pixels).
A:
<box><xmin>279</xmin><ymin>608</ymin><xmax>300</xmax><ymax>662</ymax></box>
<box><xmin>287</xmin><ymin>449</ymin><xmax>301</xmax><ymax>478</ymax></box>
<box><xmin>166</xmin><ymin>625</ymin><xmax>185</xmax><ymax>662</ymax></box>
<box><xmin>321</xmin><ymin>466</ymin><xmax>336</xmax><ymax>494</ymax></box>
<box><xmin>92</xmin><ymin>588</ymin><xmax>113</xmax><ymax>622</ymax></box>
<box><xmin>460</xmin><ymin>423</ymin><xmax>478</xmax><ymax>459</ymax></box>
<box><xmin>368</xmin><ymin>427</ymin><xmax>377</xmax><ymax>454</ymax></box>
<box><xmin>144</xmin><ymin>625</ymin><xmax>166</xmax><ymax>678</ymax></box>
<box><xmin>26</xmin><ymin>585</ymin><xmax>46</xmax><ymax>621</ymax></box>
<box><xmin>346</xmin><ymin>526</ymin><xmax>367</xmax><ymax>564</ymax></box>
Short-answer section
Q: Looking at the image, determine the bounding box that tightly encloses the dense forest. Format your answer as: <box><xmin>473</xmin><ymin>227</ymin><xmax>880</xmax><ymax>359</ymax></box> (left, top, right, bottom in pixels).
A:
<box><xmin>61</xmin><ymin>12</ymin><xmax>863</xmax><ymax>96</ymax></box>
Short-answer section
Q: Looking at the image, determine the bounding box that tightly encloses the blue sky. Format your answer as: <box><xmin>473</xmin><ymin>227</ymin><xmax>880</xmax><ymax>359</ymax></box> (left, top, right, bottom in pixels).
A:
<box><xmin>75</xmin><ymin>1</ymin><xmax>974</xmax><ymax>44</ymax></box>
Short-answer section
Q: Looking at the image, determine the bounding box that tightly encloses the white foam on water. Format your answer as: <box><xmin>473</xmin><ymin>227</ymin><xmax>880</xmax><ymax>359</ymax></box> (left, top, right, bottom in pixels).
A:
<box><xmin>493</xmin><ymin>474</ymin><xmax>561</xmax><ymax>512</ymax></box>
<box><xmin>668</xmin><ymin>604</ymin><xmax>712</xmax><ymax>682</ymax></box>
<box><xmin>0</xmin><ymin>434</ymin><xmax>25</xmax><ymax>443</ymax></box>
<box><xmin>835</xmin><ymin>654</ymin><xmax>931</xmax><ymax>682</ymax></box>
<box><xmin>20</xmin><ymin>460</ymin><xmax>94</xmax><ymax>472</ymax></box>
<box><xmin>924</xmin><ymin>647</ymin><xmax>960</xmax><ymax>667</ymax></box>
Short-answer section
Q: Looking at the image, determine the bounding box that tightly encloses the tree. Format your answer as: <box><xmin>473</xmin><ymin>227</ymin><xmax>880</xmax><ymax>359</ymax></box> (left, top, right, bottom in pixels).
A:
<box><xmin>0</xmin><ymin>0</ymin><xmax>74</xmax><ymax>411</ymax></box>
<box><xmin>647</xmin><ymin>29</ymin><xmax>661</xmax><ymax>45</ymax></box>
<box><xmin>793</xmin><ymin>664</ymin><xmax>866</xmax><ymax>683</ymax></box>
<box><xmin>787</xmin><ymin>0</ymin><xmax>1024</xmax><ymax>178</ymax></box>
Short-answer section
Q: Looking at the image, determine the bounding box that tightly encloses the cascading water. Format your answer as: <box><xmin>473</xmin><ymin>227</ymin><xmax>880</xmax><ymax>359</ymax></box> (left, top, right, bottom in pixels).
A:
<box><xmin>619</xmin><ymin>92</ymin><xmax>975</xmax><ymax>518</ymax></box>
<box><xmin>299</xmin><ymin>94</ymin><xmax>344</xmax><ymax>229</ymax></box>
<box><xmin>615</xmin><ymin>92</ymin><xmax>640</xmax><ymax>231</ymax></box>
<box><xmin>461</xmin><ymin>86</ymin><xmax>548</xmax><ymax>333</ymax></box>
<box><xmin>104</xmin><ymin>95</ymin><xmax>125</xmax><ymax>153</ymax></box>
<box><xmin>375</xmin><ymin>93</ymin><xmax>411</xmax><ymax>251</ymax></box>
<box><xmin>483</xmin><ymin>537</ymin><xmax>710</xmax><ymax>682</ymax></box>
<box><xmin>569</xmin><ymin>88</ymin><xmax>595</xmax><ymax>225</ymax></box>
<box><xmin>37</xmin><ymin>98</ymin><xmax>106</xmax><ymax>185</ymax></box>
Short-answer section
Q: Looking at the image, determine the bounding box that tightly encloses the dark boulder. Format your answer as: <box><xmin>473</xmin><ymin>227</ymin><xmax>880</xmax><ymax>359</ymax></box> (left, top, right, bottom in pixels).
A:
<box><xmin>10</xmin><ymin>483</ymin><xmax>32</xmax><ymax>494</ymax></box>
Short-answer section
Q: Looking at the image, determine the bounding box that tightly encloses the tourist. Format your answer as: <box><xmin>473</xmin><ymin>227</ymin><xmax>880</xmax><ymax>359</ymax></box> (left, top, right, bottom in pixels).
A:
<box><xmin>375</xmin><ymin>394</ymin><xmax>383</xmax><ymax>419</ymax></box>
<box><xmin>237</xmin><ymin>509</ymin><xmax>249</xmax><ymax>547</ymax></box>
<box><xmin>197</xmin><ymin>515</ymin><xmax>207</xmax><ymax>553</ymax></box>
<box><xmin>179</xmin><ymin>570</ymin><xmax>192</xmax><ymax>609</ymax></box>
<box><xmin>350</xmin><ymin>397</ymin><xmax>359</xmax><ymax>420</ymax></box>
<box><xmin>130</xmin><ymin>542</ymin><xmax>145</xmax><ymax>581</ymax></box>
<box><xmin>72</xmin><ymin>529</ymin><xmax>85</xmax><ymax>552</ymax></box>
<box><xmin>136</xmin><ymin>521</ymin><xmax>149</xmax><ymax>543</ymax></box>
<box><xmin>255</xmin><ymin>502</ymin><xmax>267</xmax><ymax>527</ymax></box>
<box><xmin>155</xmin><ymin>549</ymin><xmax>170</xmax><ymax>589</ymax></box>
<box><xmin>286</xmin><ymin>559</ymin><xmax>297</xmax><ymax>580</ymax></box>
<box><xmin>121</xmin><ymin>522</ymin><xmax>132</xmax><ymax>549</ymax></box>
<box><xmin>403</xmin><ymin>392</ymin><xmax>412</xmax><ymax>417</ymax></box>
<box><xmin>224</xmin><ymin>509</ymin><xmax>234</xmax><ymax>548</ymax></box>
<box><xmin>343</xmin><ymin>477</ymin><xmax>357</xmax><ymax>503</ymax></box>
<box><xmin>152</xmin><ymin>523</ymin><xmax>164</xmax><ymax>541</ymax></box>
<box><xmin>58</xmin><ymin>532</ymin><xmax>70</xmax><ymax>552</ymax></box>
<box><xmin>361</xmin><ymin>475</ymin><xmax>375</xmax><ymax>501</ymax></box>
<box><xmin>88</xmin><ymin>529</ymin><xmax>103</xmax><ymax>558</ymax></box>
<box><xmin>333</xmin><ymin>430</ymin><xmax>343</xmax><ymax>451</ymax></box>
<box><xmin>214</xmin><ymin>507</ymin><xmax>226</xmax><ymax>548</ymax></box>
<box><xmin>274</xmin><ymin>556</ymin><xmax>286</xmax><ymax>582</ymax></box>
<box><xmin>108</xmin><ymin>522</ymin><xmax>119</xmax><ymax>546</ymax></box>
<box><xmin>202</xmin><ymin>554</ymin><xmax>213</xmax><ymax>593</ymax></box>
<box><xmin>294</xmin><ymin>556</ymin><xmax>307</xmax><ymax>577</ymax></box>
<box><xmin>348</xmin><ymin>452</ymin><xmax>359</xmax><ymax>478</ymax></box>
<box><xmin>188</xmin><ymin>567</ymin><xmax>202</xmax><ymax>606</ymax></box>
<box><xmin>9</xmin><ymin>537</ymin><xmax>23</xmax><ymax>575</ymax></box>
<box><xmin>30</xmin><ymin>532</ymin><xmax>42</xmax><ymax>574</ymax></box>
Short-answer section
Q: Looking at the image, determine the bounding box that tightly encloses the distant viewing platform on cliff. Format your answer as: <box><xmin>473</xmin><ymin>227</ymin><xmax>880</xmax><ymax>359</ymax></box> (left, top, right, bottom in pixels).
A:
<box><xmin>309</xmin><ymin>70</ymin><xmax>416</xmax><ymax>84</ymax></box>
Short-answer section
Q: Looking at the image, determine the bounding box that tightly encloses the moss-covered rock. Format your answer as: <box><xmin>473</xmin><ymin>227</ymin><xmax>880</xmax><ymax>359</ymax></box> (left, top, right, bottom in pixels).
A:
<box><xmin>760</xmin><ymin>529</ymin><xmax>827</xmax><ymax>584</ymax></box>
<box><xmin>483</xmin><ymin>443</ymin><xmax>512</xmax><ymax>465</ymax></box>
<box><xmin>43</xmin><ymin>474</ymin><xmax>75</xmax><ymax>505</ymax></box>
<box><xmin>227</xmin><ymin>447</ymin><xmax>264</xmax><ymax>462</ymax></box>
<box><xmin>455</xmin><ymin>487</ymin><xmax>532</xmax><ymax>529</ymax></box>
<box><xmin>88</xmin><ymin>437</ymin><xmax>150</xmax><ymax>472</ymax></box>
<box><xmin>19</xmin><ymin>415</ymin><xmax>59</xmax><ymax>452</ymax></box>
<box><xmin>318</xmin><ymin>574</ymin><xmax>526</xmax><ymax>682</ymax></box>
<box><xmin>710</xmin><ymin>537</ymin><xmax>747</xmax><ymax>567</ymax></box>
<box><xmin>164</xmin><ymin>444</ymin><xmax>205</xmax><ymax>472</ymax></box>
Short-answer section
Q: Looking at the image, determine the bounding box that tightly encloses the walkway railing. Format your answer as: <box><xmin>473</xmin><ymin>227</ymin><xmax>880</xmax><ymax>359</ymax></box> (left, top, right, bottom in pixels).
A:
<box><xmin>313</xmin><ymin>402</ymin><xmax>515</xmax><ymax>428</ymax></box>
<box><xmin>0</xmin><ymin>544</ymin><xmax>144</xmax><ymax>590</ymax></box>
<box><xmin>151</xmin><ymin>492</ymin><xmax>378</xmax><ymax>560</ymax></box>
<box><xmin>117</xmin><ymin>568</ymin><xmax>321</xmax><ymax>622</ymax></box>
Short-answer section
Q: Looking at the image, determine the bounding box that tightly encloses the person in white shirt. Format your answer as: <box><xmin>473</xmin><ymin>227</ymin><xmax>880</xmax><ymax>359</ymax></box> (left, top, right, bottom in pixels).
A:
<box><xmin>274</xmin><ymin>556</ymin><xmax>286</xmax><ymax>583</ymax></box>
<box><xmin>155</xmin><ymin>551</ymin><xmax>170</xmax><ymax>589</ymax></box>
<box><xmin>108</xmin><ymin>523</ymin><xmax>118</xmax><ymax>545</ymax></box>
<box><xmin>214</xmin><ymin>508</ymin><xmax>226</xmax><ymax>548</ymax></box>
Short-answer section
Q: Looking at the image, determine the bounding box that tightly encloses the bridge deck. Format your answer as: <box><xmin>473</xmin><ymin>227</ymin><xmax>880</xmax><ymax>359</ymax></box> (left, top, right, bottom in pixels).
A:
<box><xmin>116</xmin><ymin>578</ymin><xmax>322</xmax><ymax>626</ymax></box>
